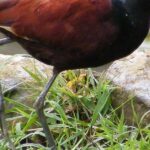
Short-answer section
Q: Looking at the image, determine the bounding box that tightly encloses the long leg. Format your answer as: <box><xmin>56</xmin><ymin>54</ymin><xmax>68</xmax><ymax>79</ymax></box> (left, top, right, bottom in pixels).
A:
<box><xmin>0</xmin><ymin>84</ymin><xmax>16</xmax><ymax>150</ymax></box>
<box><xmin>33</xmin><ymin>68</ymin><xmax>59</xmax><ymax>150</ymax></box>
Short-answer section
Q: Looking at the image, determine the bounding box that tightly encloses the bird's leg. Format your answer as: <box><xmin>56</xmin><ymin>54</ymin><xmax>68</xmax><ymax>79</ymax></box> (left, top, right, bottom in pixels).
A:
<box><xmin>0</xmin><ymin>37</ymin><xmax>13</xmax><ymax>45</ymax></box>
<box><xmin>0</xmin><ymin>84</ymin><xmax>16</xmax><ymax>150</ymax></box>
<box><xmin>34</xmin><ymin>68</ymin><xmax>59</xmax><ymax>150</ymax></box>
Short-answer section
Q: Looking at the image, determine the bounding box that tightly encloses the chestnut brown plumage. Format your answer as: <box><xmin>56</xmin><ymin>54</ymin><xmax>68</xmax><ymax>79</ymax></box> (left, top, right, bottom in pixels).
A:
<box><xmin>0</xmin><ymin>0</ymin><xmax>149</xmax><ymax>149</ymax></box>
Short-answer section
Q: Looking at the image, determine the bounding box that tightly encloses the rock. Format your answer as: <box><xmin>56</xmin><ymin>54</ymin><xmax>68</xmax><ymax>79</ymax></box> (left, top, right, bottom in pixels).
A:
<box><xmin>106</xmin><ymin>49</ymin><xmax>150</xmax><ymax>125</ymax></box>
<box><xmin>0</xmin><ymin>54</ymin><xmax>53</xmax><ymax>106</ymax></box>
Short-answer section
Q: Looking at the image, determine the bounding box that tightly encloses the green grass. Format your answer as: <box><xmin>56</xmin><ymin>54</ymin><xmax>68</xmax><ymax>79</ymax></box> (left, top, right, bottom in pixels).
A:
<box><xmin>0</xmin><ymin>68</ymin><xmax>150</xmax><ymax>150</ymax></box>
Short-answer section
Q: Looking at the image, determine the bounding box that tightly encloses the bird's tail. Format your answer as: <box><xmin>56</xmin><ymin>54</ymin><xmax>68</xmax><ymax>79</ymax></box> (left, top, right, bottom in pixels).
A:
<box><xmin>0</xmin><ymin>0</ymin><xmax>19</xmax><ymax>26</ymax></box>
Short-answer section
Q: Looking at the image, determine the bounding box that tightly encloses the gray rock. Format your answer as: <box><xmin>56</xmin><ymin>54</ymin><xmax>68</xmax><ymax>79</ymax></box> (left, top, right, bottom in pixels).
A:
<box><xmin>106</xmin><ymin>49</ymin><xmax>150</xmax><ymax>125</ymax></box>
<box><xmin>0</xmin><ymin>54</ymin><xmax>53</xmax><ymax>106</ymax></box>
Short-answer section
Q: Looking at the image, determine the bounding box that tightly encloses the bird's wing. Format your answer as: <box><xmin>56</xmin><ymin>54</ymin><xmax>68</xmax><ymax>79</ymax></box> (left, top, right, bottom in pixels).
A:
<box><xmin>0</xmin><ymin>0</ymin><xmax>119</xmax><ymax>52</ymax></box>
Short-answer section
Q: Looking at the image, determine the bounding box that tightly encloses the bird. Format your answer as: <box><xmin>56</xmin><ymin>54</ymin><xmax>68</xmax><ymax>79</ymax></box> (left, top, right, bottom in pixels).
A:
<box><xmin>0</xmin><ymin>0</ymin><xmax>149</xmax><ymax>149</ymax></box>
